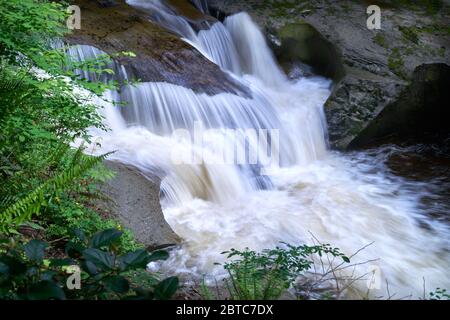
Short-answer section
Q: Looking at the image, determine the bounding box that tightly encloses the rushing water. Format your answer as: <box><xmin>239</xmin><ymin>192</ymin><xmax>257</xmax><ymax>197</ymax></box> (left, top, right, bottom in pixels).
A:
<box><xmin>72</xmin><ymin>1</ymin><xmax>449</xmax><ymax>298</ymax></box>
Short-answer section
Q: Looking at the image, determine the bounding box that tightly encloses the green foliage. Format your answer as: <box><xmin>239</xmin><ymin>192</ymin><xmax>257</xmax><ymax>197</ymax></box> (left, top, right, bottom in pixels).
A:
<box><xmin>399</xmin><ymin>26</ymin><xmax>420</xmax><ymax>44</ymax></box>
<box><xmin>221</xmin><ymin>243</ymin><xmax>350</xmax><ymax>300</ymax></box>
<box><xmin>63</xmin><ymin>49</ymin><xmax>139</xmax><ymax>95</ymax></box>
<box><xmin>0</xmin><ymin>62</ymin><xmax>104</xmax><ymax>159</ymax></box>
<box><xmin>0</xmin><ymin>0</ymin><xmax>67</xmax><ymax>62</ymax></box>
<box><xmin>0</xmin><ymin>228</ymin><xmax>178</xmax><ymax>300</ymax></box>
<box><xmin>0</xmin><ymin>0</ymin><xmax>155</xmax><ymax>302</ymax></box>
<box><xmin>421</xmin><ymin>23</ymin><xmax>450</xmax><ymax>36</ymax></box>
<box><xmin>0</xmin><ymin>0</ymin><xmax>115</xmax><ymax>237</ymax></box>
<box><xmin>199</xmin><ymin>277</ymin><xmax>215</xmax><ymax>300</ymax></box>
<box><xmin>374</xmin><ymin>33</ymin><xmax>388</xmax><ymax>48</ymax></box>
<box><xmin>0</xmin><ymin>148</ymin><xmax>110</xmax><ymax>233</ymax></box>
<box><xmin>388</xmin><ymin>48</ymin><xmax>406</xmax><ymax>78</ymax></box>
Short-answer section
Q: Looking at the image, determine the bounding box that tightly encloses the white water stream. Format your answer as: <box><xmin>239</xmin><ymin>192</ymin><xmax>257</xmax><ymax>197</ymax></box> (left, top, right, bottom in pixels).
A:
<box><xmin>71</xmin><ymin>1</ymin><xmax>449</xmax><ymax>298</ymax></box>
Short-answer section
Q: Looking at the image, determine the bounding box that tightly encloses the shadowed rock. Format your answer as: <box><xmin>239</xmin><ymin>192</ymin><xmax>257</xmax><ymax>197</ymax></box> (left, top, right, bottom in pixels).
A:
<box><xmin>349</xmin><ymin>63</ymin><xmax>450</xmax><ymax>148</ymax></box>
<box><xmin>99</xmin><ymin>161</ymin><xmax>180</xmax><ymax>250</ymax></box>
<box><xmin>276</xmin><ymin>22</ymin><xmax>344</xmax><ymax>82</ymax></box>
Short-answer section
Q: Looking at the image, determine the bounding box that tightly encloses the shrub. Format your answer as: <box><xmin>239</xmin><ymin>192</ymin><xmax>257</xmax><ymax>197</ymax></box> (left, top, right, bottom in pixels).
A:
<box><xmin>0</xmin><ymin>1</ymin><xmax>153</xmax><ymax>302</ymax></box>
<box><xmin>0</xmin><ymin>0</ymin><xmax>67</xmax><ymax>64</ymax></box>
<box><xmin>0</xmin><ymin>228</ymin><xmax>178</xmax><ymax>300</ymax></box>
<box><xmin>221</xmin><ymin>243</ymin><xmax>350</xmax><ymax>300</ymax></box>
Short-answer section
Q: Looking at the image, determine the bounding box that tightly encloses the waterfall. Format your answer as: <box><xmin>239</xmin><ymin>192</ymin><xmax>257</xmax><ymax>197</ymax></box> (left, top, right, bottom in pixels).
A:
<box><xmin>224</xmin><ymin>13</ymin><xmax>287</xmax><ymax>87</ymax></box>
<box><xmin>191</xmin><ymin>0</ymin><xmax>210</xmax><ymax>14</ymax></box>
<box><xmin>196</xmin><ymin>22</ymin><xmax>242</xmax><ymax>75</ymax></box>
<box><xmin>71</xmin><ymin>2</ymin><xmax>449</xmax><ymax>299</ymax></box>
<box><xmin>126</xmin><ymin>0</ymin><xmax>198</xmax><ymax>39</ymax></box>
<box><xmin>126</xmin><ymin>1</ymin><xmax>285</xmax><ymax>86</ymax></box>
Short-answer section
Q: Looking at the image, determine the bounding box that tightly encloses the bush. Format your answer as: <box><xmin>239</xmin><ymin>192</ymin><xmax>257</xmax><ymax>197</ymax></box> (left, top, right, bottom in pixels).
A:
<box><xmin>0</xmin><ymin>0</ymin><xmax>117</xmax><ymax>237</ymax></box>
<box><xmin>0</xmin><ymin>0</ymin><xmax>67</xmax><ymax>64</ymax></box>
<box><xmin>221</xmin><ymin>243</ymin><xmax>350</xmax><ymax>300</ymax></box>
<box><xmin>0</xmin><ymin>0</ymin><xmax>150</xmax><ymax>301</ymax></box>
<box><xmin>0</xmin><ymin>228</ymin><xmax>178</xmax><ymax>300</ymax></box>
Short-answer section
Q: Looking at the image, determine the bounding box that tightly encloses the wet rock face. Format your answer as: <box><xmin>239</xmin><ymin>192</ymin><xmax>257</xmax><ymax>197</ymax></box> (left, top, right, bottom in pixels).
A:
<box><xmin>99</xmin><ymin>161</ymin><xmax>181</xmax><ymax>250</ymax></box>
<box><xmin>325</xmin><ymin>69</ymin><xmax>407</xmax><ymax>149</ymax></box>
<box><xmin>66</xmin><ymin>0</ymin><xmax>249</xmax><ymax>96</ymax></box>
<box><xmin>276</xmin><ymin>22</ymin><xmax>344</xmax><ymax>81</ymax></box>
<box><xmin>203</xmin><ymin>0</ymin><xmax>450</xmax><ymax>149</ymax></box>
<box><xmin>166</xmin><ymin>0</ymin><xmax>218</xmax><ymax>31</ymax></box>
<box><xmin>349</xmin><ymin>63</ymin><xmax>450</xmax><ymax>148</ymax></box>
<box><xmin>95</xmin><ymin>0</ymin><xmax>117</xmax><ymax>8</ymax></box>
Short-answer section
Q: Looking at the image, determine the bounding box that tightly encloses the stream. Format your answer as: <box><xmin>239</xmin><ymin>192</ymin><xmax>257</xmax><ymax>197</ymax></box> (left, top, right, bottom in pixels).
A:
<box><xmin>71</xmin><ymin>0</ymin><xmax>450</xmax><ymax>298</ymax></box>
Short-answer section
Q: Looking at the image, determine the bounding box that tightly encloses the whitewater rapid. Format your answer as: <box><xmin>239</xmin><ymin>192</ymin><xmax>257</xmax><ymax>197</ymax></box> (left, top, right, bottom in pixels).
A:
<box><xmin>72</xmin><ymin>1</ymin><xmax>449</xmax><ymax>299</ymax></box>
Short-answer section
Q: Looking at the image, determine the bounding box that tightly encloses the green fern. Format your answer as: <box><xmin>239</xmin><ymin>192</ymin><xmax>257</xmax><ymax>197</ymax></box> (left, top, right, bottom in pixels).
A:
<box><xmin>0</xmin><ymin>150</ymin><xmax>111</xmax><ymax>233</ymax></box>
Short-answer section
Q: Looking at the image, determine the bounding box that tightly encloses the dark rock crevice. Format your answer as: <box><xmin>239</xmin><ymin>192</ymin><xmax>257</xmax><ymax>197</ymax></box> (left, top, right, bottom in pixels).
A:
<box><xmin>275</xmin><ymin>22</ymin><xmax>345</xmax><ymax>82</ymax></box>
<box><xmin>349</xmin><ymin>63</ymin><xmax>450</xmax><ymax>149</ymax></box>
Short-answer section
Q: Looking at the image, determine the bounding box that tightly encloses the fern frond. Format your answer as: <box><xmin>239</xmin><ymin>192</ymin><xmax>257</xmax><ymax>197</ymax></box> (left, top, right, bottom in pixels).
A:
<box><xmin>0</xmin><ymin>150</ymin><xmax>111</xmax><ymax>233</ymax></box>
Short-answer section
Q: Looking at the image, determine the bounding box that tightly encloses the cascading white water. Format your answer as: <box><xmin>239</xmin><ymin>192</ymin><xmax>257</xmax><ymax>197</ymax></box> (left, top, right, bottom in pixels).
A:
<box><xmin>126</xmin><ymin>0</ymin><xmax>198</xmax><ymax>40</ymax></box>
<box><xmin>74</xmin><ymin>2</ymin><xmax>449</xmax><ymax>298</ymax></box>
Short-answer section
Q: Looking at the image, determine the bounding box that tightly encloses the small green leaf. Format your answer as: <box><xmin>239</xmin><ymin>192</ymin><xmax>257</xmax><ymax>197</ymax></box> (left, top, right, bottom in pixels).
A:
<box><xmin>129</xmin><ymin>287</ymin><xmax>154</xmax><ymax>300</ymax></box>
<box><xmin>103</xmin><ymin>68</ymin><xmax>115</xmax><ymax>75</ymax></box>
<box><xmin>119</xmin><ymin>249</ymin><xmax>149</xmax><ymax>271</ymax></box>
<box><xmin>65</xmin><ymin>241</ymin><xmax>85</xmax><ymax>258</ymax></box>
<box><xmin>83</xmin><ymin>248</ymin><xmax>115</xmax><ymax>270</ymax></box>
<box><xmin>28</xmin><ymin>281</ymin><xmax>65</xmax><ymax>300</ymax></box>
<box><xmin>148</xmin><ymin>250</ymin><xmax>169</xmax><ymax>262</ymax></box>
<box><xmin>0</xmin><ymin>261</ymin><xmax>10</xmax><ymax>275</ymax></box>
<box><xmin>90</xmin><ymin>228</ymin><xmax>123</xmax><ymax>249</ymax></box>
<box><xmin>120</xmin><ymin>51</ymin><xmax>136</xmax><ymax>57</ymax></box>
<box><xmin>71</xmin><ymin>228</ymin><xmax>86</xmax><ymax>243</ymax></box>
<box><xmin>154</xmin><ymin>277</ymin><xmax>179</xmax><ymax>300</ymax></box>
<box><xmin>82</xmin><ymin>260</ymin><xmax>99</xmax><ymax>275</ymax></box>
<box><xmin>24</xmin><ymin>239</ymin><xmax>48</xmax><ymax>263</ymax></box>
<box><xmin>342</xmin><ymin>256</ymin><xmax>350</xmax><ymax>263</ymax></box>
<box><xmin>104</xmin><ymin>275</ymin><xmax>130</xmax><ymax>294</ymax></box>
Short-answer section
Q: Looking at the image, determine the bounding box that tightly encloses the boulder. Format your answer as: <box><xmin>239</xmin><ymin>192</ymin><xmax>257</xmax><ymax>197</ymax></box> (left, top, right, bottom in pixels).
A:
<box><xmin>275</xmin><ymin>22</ymin><xmax>344</xmax><ymax>81</ymax></box>
<box><xmin>349</xmin><ymin>63</ymin><xmax>450</xmax><ymax>148</ymax></box>
<box><xmin>99</xmin><ymin>161</ymin><xmax>180</xmax><ymax>250</ymax></box>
